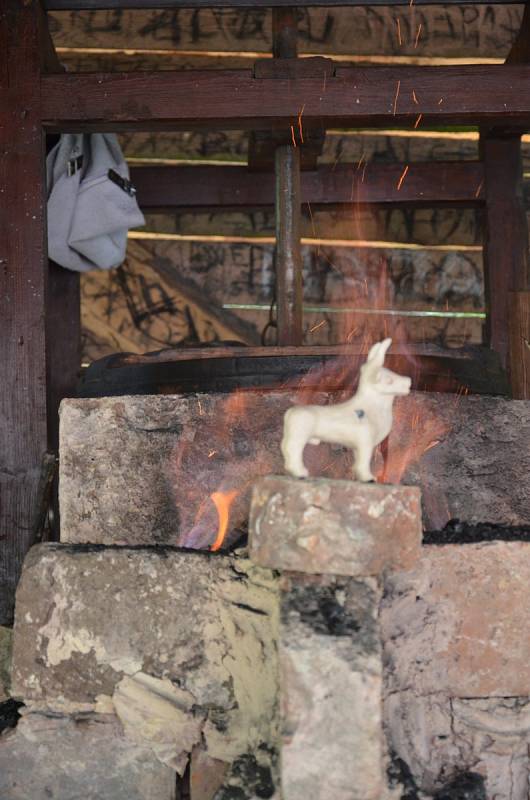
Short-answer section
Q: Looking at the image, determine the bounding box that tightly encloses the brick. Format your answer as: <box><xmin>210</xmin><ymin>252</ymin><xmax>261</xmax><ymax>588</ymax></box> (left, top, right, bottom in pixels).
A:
<box><xmin>11</xmin><ymin>544</ymin><xmax>279</xmax><ymax>766</ymax></box>
<box><xmin>0</xmin><ymin>713</ymin><xmax>176</xmax><ymax>800</ymax></box>
<box><xmin>249</xmin><ymin>476</ymin><xmax>421</xmax><ymax>577</ymax></box>
<box><xmin>59</xmin><ymin>392</ymin><xmax>530</xmax><ymax>547</ymax></box>
<box><xmin>280</xmin><ymin>573</ymin><xmax>384</xmax><ymax>800</ymax></box>
<box><xmin>382</xmin><ymin>542</ymin><xmax>530</xmax><ymax>698</ymax></box>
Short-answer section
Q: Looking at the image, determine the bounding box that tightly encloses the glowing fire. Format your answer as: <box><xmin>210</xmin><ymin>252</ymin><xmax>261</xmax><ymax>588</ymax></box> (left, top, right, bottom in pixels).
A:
<box><xmin>210</xmin><ymin>489</ymin><xmax>239</xmax><ymax>552</ymax></box>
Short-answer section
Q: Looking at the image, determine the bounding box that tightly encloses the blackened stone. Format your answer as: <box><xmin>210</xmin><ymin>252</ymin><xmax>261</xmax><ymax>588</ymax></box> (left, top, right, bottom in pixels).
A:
<box><xmin>213</xmin><ymin>749</ymin><xmax>277</xmax><ymax>800</ymax></box>
<box><xmin>433</xmin><ymin>772</ymin><xmax>487</xmax><ymax>800</ymax></box>
<box><xmin>386</xmin><ymin>752</ymin><xmax>420</xmax><ymax>800</ymax></box>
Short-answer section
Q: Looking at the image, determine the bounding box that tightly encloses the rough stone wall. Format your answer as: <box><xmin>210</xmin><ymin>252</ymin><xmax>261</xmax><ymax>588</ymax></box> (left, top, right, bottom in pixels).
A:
<box><xmin>10</xmin><ymin>545</ymin><xmax>279</xmax><ymax>769</ymax></box>
<box><xmin>381</xmin><ymin>542</ymin><xmax>530</xmax><ymax>799</ymax></box>
<box><xmin>59</xmin><ymin>391</ymin><xmax>530</xmax><ymax>548</ymax></box>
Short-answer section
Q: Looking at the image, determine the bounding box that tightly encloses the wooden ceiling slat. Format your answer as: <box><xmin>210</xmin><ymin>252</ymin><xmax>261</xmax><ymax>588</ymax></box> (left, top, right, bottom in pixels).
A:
<box><xmin>130</xmin><ymin>161</ymin><xmax>485</xmax><ymax>210</ymax></box>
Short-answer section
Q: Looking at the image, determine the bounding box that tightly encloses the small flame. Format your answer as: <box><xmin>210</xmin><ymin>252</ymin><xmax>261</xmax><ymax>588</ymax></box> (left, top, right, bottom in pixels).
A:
<box><xmin>210</xmin><ymin>489</ymin><xmax>239</xmax><ymax>552</ymax></box>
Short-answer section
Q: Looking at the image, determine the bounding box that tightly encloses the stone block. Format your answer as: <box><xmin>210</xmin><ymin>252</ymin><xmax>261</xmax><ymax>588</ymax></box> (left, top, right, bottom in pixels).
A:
<box><xmin>280</xmin><ymin>573</ymin><xmax>384</xmax><ymax>800</ymax></box>
<box><xmin>382</xmin><ymin>542</ymin><xmax>530</xmax><ymax>698</ymax></box>
<box><xmin>0</xmin><ymin>712</ymin><xmax>176</xmax><ymax>800</ymax></box>
<box><xmin>11</xmin><ymin>544</ymin><xmax>279</xmax><ymax>767</ymax></box>
<box><xmin>59</xmin><ymin>392</ymin><xmax>530</xmax><ymax>547</ymax></box>
<box><xmin>249</xmin><ymin>476</ymin><xmax>421</xmax><ymax>576</ymax></box>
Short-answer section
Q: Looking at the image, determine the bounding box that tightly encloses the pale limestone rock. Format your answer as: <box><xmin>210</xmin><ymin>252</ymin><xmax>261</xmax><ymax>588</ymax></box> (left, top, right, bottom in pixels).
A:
<box><xmin>113</xmin><ymin>673</ymin><xmax>203</xmax><ymax>773</ymax></box>
<box><xmin>250</xmin><ymin>476</ymin><xmax>421</xmax><ymax>576</ymax></box>
<box><xmin>0</xmin><ymin>712</ymin><xmax>176</xmax><ymax>800</ymax></box>
<box><xmin>280</xmin><ymin>573</ymin><xmax>384</xmax><ymax>800</ymax></box>
<box><xmin>11</xmin><ymin>544</ymin><xmax>279</xmax><ymax>766</ymax></box>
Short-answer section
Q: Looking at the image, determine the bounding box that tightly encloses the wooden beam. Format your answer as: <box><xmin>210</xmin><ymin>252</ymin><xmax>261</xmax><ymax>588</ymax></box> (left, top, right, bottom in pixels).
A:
<box><xmin>0</xmin><ymin>1</ymin><xmax>48</xmax><ymax>624</ymax></box>
<box><xmin>41</xmin><ymin>65</ymin><xmax>530</xmax><ymax>131</ymax></box>
<box><xmin>42</xmin><ymin>0</ymin><xmax>523</xmax><ymax>9</ymax></box>
<box><xmin>79</xmin><ymin>344</ymin><xmax>509</xmax><ymax>398</ymax></box>
<box><xmin>481</xmin><ymin>133</ymin><xmax>529</xmax><ymax>373</ymax></box>
<box><xmin>130</xmin><ymin>162</ymin><xmax>486</xmax><ymax>211</ymax></box>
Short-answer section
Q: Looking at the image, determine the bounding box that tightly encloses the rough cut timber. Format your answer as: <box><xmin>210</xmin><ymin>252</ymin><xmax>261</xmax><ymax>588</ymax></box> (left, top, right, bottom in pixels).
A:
<box><xmin>40</xmin><ymin>65</ymin><xmax>530</xmax><ymax>132</ymax></box>
<box><xmin>0</xmin><ymin>1</ymin><xmax>48</xmax><ymax>626</ymax></box>
<box><xmin>59</xmin><ymin>391</ymin><xmax>530</xmax><ymax>548</ymax></box>
<box><xmin>0</xmin><ymin>713</ymin><xmax>176</xmax><ymax>800</ymax></box>
<box><xmin>279</xmin><ymin>573</ymin><xmax>384</xmax><ymax>800</ymax></box>
<box><xmin>250</xmin><ymin>476</ymin><xmax>421</xmax><ymax>576</ymax></box>
<box><xmin>382</xmin><ymin>542</ymin><xmax>530</xmax><ymax>797</ymax></box>
<box><xmin>10</xmin><ymin>544</ymin><xmax>279</xmax><ymax>771</ymax></box>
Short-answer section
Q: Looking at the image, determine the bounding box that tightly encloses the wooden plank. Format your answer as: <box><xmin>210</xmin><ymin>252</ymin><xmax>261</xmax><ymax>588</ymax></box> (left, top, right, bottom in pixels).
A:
<box><xmin>0</xmin><ymin>1</ymin><xmax>48</xmax><ymax>623</ymax></box>
<box><xmin>41</xmin><ymin>65</ymin><xmax>530</xmax><ymax>131</ymax></box>
<box><xmin>43</xmin><ymin>0</ymin><xmax>523</xmax><ymax>9</ymax></box>
<box><xmin>481</xmin><ymin>134</ymin><xmax>529</xmax><ymax>370</ymax></box>
<box><xmin>130</xmin><ymin>162</ymin><xmax>485</xmax><ymax>210</ymax></box>
<box><xmin>111</xmin><ymin>343</ymin><xmax>475</xmax><ymax>365</ymax></box>
<box><xmin>509</xmin><ymin>291</ymin><xmax>530</xmax><ymax>398</ymax></box>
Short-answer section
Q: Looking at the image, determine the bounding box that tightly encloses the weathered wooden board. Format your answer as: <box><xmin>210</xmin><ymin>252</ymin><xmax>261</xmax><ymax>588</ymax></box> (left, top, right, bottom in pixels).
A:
<box><xmin>39</xmin><ymin>65</ymin><xmax>530</xmax><ymax>131</ymax></box>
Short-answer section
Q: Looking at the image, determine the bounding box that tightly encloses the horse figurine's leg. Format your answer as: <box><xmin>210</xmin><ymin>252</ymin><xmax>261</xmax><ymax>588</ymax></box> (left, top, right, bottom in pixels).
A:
<box><xmin>281</xmin><ymin>410</ymin><xmax>311</xmax><ymax>478</ymax></box>
<box><xmin>351</xmin><ymin>431</ymin><xmax>376</xmax><ymax>483</ymax></box>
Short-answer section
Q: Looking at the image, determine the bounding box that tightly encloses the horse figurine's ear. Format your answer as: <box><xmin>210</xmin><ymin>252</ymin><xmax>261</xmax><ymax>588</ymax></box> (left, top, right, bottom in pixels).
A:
<box><xmin>363</xmin><ymin>338</ymin><xmax>392</xmax><ymax>377</ymax></box>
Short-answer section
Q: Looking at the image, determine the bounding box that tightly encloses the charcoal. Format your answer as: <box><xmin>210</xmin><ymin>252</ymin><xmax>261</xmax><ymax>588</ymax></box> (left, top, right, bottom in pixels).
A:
<box><xmin>386</xmin><ymin>752</ymin><xmax>421</xmax><ymax>800</ymax></box>
<box><xmin>433</xmin><ymin>772</ymin><xmax>486</xmax><ymax>800</ymax></box>
<box><xmin>424</xmin><ymin>519</ymin><xmax>530</xmax><ymax>545</ymax></box>
<box><xmin>0</xmin><ymin>700</ymin><xmax>23</xmax><ymax>734</ymax></box>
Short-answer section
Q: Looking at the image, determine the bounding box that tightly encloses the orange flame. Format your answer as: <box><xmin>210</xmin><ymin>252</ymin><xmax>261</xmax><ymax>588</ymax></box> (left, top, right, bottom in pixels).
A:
<box><xmin>210</xmin><ymin>489</ymin><xmax>239</xmax><ymax>552</ymax></box>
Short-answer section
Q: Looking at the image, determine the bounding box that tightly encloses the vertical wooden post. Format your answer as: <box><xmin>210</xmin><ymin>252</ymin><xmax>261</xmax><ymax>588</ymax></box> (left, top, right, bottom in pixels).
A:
<box><xmin>275</xmin><ymin>145</ymin><xmax>303</xmax><ymax>345</ymax></box>
<box><xmin>0</xmin><ymin>1</ymin><xmax>49</xmax><ymax>622</ymax></box>
<box><xmin>40</xmin><ymin>10</ymin><xmax>81</xmax><ymax>455</ymax></box>
<box><xmin>480</xmin><ymin>133</ymin><xmax>530</xmax><ymax>394</ymax></box>
<box><xmin>509</xmin><ymin>291</ymin><xmax>530</xmax><ymax>399</ymax></box>
<box><xmin>273</xmin><ymin>7</ymin><xmax>303</xmax><ymax>346</ymax></box>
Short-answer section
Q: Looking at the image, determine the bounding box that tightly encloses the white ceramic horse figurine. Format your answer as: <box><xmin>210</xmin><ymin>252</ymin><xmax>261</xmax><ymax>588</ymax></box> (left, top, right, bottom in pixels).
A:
<box><xmin>281</xmin><ymin>338</ymin><xmax>411</xmax><ymax>482</ymax></box>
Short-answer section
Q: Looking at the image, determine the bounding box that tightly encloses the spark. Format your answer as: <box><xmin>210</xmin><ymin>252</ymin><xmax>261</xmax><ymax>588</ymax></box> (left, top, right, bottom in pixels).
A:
<box><xmin>414</xmin><ymin>24</ymin><xmax>422</xmax><ymax>48</ymax></box>
<box><xmin>396</xmin><ymin>18</ymin><xmax>402</xmax><ymax>46</ymax></box>
<box><xmin>309</xmin><ymin>320</ymin><xmax>326</xmax><ymax>333</ymax></box>
<box><xmin>474</xmin><ymin>179</ymin><xmax>484</xmax><ymax>198</ymax></box>
<box><xmin>356</xmin><ymin>152</ymin><xmax>366</xmax><ymax>171</ymax></box>
<box><xmin>397</xmin><ymin>164</ymin><xmax>409</xmax><ymax>191</ymax></box>
<box><xmin>414</xmin><ymin>113</ymin><xmax>423</xmax><ymax>129</ymax></box>
<box><xmin>208</xmin><ymin>450</ymin><xmax>217</xmax><ymax>458</ymax></box>
<box><xmin>290</xmin><ymin>125</ymin><xmax>297</xmax><ymax>147</ymax></box>
<box><xmin>197</xmin><ymin>399</ymin><xmax>204</xmax><ymax>416</ymax></box>
<box><xmin>393</xmin><ymin>79</ymin><xmax>401</xmax><ymax>116</ymax></box>
<box><xmin>361</xmin><ymin>160</ymin><xmax>368</xmax><ymax>183</ymax></box>
<box><xmin>298</xmin><ymin>104</ymin><xmax>305</xmax><ymax>144</ymax></box>
<box><xmin>438</xmin><ymin>97</ymin><xmax>444</xmax><ymax>105</ymax></box>
<box><xmin>412</xmin><ymin>89</ymin><xmax>419</xmax><ymax>105</ymax></box>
